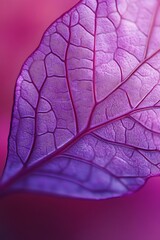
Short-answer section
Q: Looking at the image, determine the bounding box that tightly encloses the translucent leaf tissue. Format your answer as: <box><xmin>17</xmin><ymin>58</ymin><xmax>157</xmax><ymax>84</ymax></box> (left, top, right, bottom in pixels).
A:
<box><xmin>1</xmin><ymin>0</ymin><xmax>160</xmax><ymax>199</ymax></box>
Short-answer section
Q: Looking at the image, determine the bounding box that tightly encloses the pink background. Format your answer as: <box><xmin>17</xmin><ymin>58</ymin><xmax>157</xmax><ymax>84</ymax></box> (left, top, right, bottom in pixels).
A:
<box><xmin>0</xmin><ymin>1</ymin><xmax>160</xmax><ymax>239</ymax></box>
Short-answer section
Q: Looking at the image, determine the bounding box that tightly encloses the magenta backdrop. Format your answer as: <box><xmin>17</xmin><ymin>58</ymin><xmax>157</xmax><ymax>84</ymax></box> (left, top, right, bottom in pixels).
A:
<box><xmin>0</xmin><ymin>1</ymin><xmax>160</xmax><ymax>240</ymax></box>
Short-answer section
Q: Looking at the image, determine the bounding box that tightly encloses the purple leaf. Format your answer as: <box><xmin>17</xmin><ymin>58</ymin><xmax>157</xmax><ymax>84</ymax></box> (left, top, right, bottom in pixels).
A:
<box><xmin>1</xmin><ymin>0</ymin><xmax>160</xmax><ymax>199</ymax></box>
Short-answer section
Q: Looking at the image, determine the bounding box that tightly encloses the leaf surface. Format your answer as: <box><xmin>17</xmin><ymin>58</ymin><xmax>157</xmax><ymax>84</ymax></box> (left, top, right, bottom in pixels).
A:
<box><xmin>1</xmin><ymin>0</ymin><xmax>160</xmax><ymax>199</ymax></box>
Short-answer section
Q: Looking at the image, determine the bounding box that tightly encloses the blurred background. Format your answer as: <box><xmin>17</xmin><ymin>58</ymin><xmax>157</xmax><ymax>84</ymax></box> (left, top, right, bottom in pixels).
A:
<box><xmin>0</xmin><ymin>1</ymin><xmax>160</xmax><ymax>239</ymax></box>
